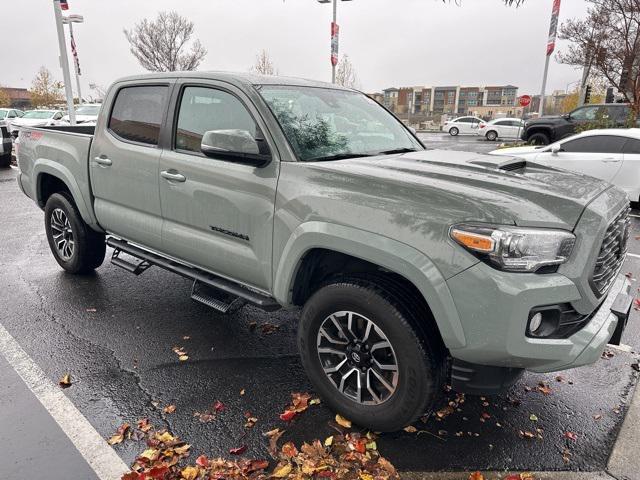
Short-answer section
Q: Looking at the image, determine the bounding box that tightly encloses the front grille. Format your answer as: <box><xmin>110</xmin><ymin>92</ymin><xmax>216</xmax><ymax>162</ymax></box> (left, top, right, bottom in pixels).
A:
<box><xmin>591</xmin><ymin>206</ymin><xmax>630</xmax><ymax>295</ymax></box>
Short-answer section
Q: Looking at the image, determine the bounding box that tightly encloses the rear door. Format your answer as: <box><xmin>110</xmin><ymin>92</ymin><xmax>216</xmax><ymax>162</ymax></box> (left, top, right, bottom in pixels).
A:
<box><xmin>616</xmin><ymin>138</ymin><xmax>640</xmax><ymax>201</ymax></box>
<box><xmin>90</xmin><ymin>80</ymin><xmax>173</xmax><ymax>251</ymax></box>
<box><xmin>158</xmin><ymin>81</ymin><xmax>280</xmax><ymax>291</ymax></box>
<box><xmin>535</xmin><ymin>135</ymin><xmax>626</xmax><ymax>183</ymax></box>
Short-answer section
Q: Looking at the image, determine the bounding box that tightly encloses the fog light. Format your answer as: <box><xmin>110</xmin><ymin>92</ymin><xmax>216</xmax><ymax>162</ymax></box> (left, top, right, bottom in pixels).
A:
<box><xmin>529</xmin><ymin>312</ymin><xmax>543</xmax><ymax>334</ymax></box>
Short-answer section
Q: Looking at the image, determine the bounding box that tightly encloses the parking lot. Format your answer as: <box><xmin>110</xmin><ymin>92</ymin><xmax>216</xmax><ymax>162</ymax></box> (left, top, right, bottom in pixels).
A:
<box><xmin>1</xmin><ymin>135</ymin><xmax>639</xmax><ymax>477</ymax></box>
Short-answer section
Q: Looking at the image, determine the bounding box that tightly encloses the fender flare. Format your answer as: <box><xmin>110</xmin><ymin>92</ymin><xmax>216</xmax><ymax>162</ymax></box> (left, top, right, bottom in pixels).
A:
<box><xmin>33</xmin><ymin>160</ymin><xmax>100</xmax><ymax>229</ymax></box>
<box><xmin>273</xmin><ymin>221</ymin><xmax>466</xmax><ymax>349</ymax></box>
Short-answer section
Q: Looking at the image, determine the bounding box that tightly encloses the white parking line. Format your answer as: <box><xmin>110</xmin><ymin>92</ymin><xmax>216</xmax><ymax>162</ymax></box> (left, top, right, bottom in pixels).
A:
<box><xmin>629</xmin><ymin>214</ymin><xmax>640</xmax><ymax>218</ymax></box>
<box><xmin>627</xmin><ymin>253</ymin><xmax>640</xmax><ymax>259</ymax></box>
<box><xmin>0</xmin><ymin>322</ymin><xmax>129</xmax><ymax>480</ymax></box>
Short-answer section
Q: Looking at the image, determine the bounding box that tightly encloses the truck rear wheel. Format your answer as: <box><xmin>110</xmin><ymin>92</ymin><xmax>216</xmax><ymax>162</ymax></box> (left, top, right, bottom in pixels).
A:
<box><xmin>528</xmin><ymin>132</ymin><xmax>550</xmax><ymax>145</ymax></box>
<box><xmin>44</xmin><ymin>193</ymin><xmax>106</xmax><ymax>274</ymax></box>
<box><xmin>298</xmin><ymin>277</ymin><xmax>444</xmax><ymax>432</ymax></box>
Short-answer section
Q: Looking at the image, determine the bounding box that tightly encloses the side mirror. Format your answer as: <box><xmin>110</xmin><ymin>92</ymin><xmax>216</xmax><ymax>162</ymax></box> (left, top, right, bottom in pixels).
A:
<box><xmin>563</xmin><ymin>113</ymin><xmax>571</xmax><ymax>120</ymax></box>
<box><xmin>201</xmin><ymin>129</ymin><xmax>271</xmax><ymax>167</ymax></box>
<box><xmin>551</xmin><ymin>144</ymin><xmax>562</xmax><ymax>155</ymax></box>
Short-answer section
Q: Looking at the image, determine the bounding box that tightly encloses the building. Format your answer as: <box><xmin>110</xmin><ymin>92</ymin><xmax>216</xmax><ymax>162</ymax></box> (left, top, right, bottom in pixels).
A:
<box><xmin>373</xmin><ymin>84</ymin><xmax>519</xmax><ymax>120</ymax></box>
<box><xmin>2</xmin><ymin>88</ymin><xmax>31</xmax><ymax>109</ymax></box>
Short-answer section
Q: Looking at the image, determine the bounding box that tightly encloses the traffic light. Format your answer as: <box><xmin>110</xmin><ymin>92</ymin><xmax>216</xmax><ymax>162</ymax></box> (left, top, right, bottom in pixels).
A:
<box><xmin>584</xmin><ymin>85</ymin><xmax>592</xmax><ymax>104</ymax></box>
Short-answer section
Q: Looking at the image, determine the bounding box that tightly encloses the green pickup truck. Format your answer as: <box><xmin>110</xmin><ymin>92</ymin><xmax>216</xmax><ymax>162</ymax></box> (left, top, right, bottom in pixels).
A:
<box><xmin>15</xmin><ymin>72</ymin><xmax>633</xmax><ymax>431</ymax></box>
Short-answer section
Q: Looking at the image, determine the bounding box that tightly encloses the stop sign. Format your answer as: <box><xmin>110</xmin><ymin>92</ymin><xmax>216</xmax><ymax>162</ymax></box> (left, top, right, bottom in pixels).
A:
<box><xmin>519</xmin><ymin>95</ymin><xmax>532</xmax><ymax>107</ymax></box>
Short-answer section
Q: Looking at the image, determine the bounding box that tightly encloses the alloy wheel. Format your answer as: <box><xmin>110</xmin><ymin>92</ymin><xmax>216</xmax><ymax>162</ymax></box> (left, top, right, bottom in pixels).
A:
<box><xmin>50</xmin><ymin>208</ymin><xmax>75</xmax><ymax>260</ymax></box>
<box><xmin>316</xmin><ymin>311</ymin><xmax>399</xmax><ymax>405</ymax></box>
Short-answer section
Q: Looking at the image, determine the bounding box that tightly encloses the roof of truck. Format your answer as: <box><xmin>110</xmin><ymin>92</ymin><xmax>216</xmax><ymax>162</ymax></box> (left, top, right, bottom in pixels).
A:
<box><xmin>114</xmin><ymin>71</ymin><xmax>355</xmax><ymax>91</ymax></box>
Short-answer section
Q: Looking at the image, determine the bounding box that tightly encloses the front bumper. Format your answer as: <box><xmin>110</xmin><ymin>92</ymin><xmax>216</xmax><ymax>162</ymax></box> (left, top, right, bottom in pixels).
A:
<box><xmin>447</xmin><ymin>261</ymin><xmax>632</xmax><ymax>373</ymax></box>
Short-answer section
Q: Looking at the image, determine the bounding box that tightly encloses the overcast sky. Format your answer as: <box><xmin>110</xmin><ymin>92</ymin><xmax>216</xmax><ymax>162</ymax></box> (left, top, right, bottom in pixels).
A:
<box><xmin>2</xmin><ymin>0</ymin><xmax>589</xmax><ymax>97</ymax></box>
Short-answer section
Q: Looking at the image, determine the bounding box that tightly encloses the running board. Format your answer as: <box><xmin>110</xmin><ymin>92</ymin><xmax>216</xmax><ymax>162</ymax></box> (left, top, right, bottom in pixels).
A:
<box><xmin>191</xmin><ymin>280</ymin><xmax>245</xmax><ymax>314</ymax></box>
<box><xmin>106</xmin><ymin>237</ymin><xmax>281</xmax><ymax>312</ymax></box>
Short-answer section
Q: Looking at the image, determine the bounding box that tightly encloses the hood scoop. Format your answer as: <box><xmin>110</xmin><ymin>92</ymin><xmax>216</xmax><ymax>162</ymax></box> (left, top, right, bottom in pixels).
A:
<box><xmin>469</xmin><ymin>157</ymin><xmax>527</xmax><ymax>173</ymax></box>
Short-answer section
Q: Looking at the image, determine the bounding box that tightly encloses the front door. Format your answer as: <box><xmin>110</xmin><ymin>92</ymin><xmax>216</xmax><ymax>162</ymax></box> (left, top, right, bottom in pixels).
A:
<box><xmin>158</xmin><ymin>82</ymin><xmax>279</xmax><ymax>292</ymax></box>
<box><xmin>90</xmin><ymin>82</ymin><xmax>172</xmax><ymax>251</ymax></box>
<box><xmin>534</xmin><ymin>134</ymin><xmax>626</xmax><ymax>183</ymax></box>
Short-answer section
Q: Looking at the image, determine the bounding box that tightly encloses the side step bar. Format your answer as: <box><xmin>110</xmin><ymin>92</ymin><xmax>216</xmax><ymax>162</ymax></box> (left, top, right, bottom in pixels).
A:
<box><xmin>107</xmin><ymin>237</ymin><xmax>281</xmax><ymax>312</ymax></box>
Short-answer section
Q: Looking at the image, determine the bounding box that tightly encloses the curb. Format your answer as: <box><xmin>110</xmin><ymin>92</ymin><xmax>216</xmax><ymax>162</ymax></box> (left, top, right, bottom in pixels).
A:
<box><xmin>402</xmin><ymin>366</ymin><xmax>640</xmax><ymax>480</ymax></box>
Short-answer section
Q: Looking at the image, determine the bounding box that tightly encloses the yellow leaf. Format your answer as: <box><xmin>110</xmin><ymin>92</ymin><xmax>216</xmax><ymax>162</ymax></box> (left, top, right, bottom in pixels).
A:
<box><xmin>240</xmin><ymin>389</ymin><xmax>245</xmax><ymax>396</ymax></box>
<box><xmin>359</xmin><ymin>473</ymin><xmax>374</xmax><ymax>480</ymax></box>
<box><xmin>139</xmin><ymin>448</ymin><xmax>159</xmax><ymax>461</ymax></box>
<box><xmin>310</xmin><ymin>398</ymin><xmax>321</xmax><ymax>405</ymax></box>
<box><xmin>179</xmin><ymin>355</ymin><xmax>189</xmax><ymax>362</ymax></box>
<box><xmin>107</xmin><ymin>434</ymin><xmax>124</xmax><ymax>445</ymax></box>
<box><xmin>163</xmin><ymin>404</ymin><xmax>177</xmax><ymax>414</ymax></box>
<box><xmin>324</xmin><ymin>436</ymin><xmax>334</xmax><ymax>447</ymax></box>
<box><xmin>366</xmin><ymin>441</ymin><xmax>377</xmax><ymax>450</ymax></box>
<box><xmin>59</xmin><ymin>373</ymin><xmax>72</xmax><ymax>388</ymax></box>
<box><xmin>469</xmin><ymin>472</ymin><xmax>485</xmax><ymax>480</ymax></box>
<box><xmin>403</xmin><ymin>426</ymin><xmax>417</xmax><ymax>433</ymax></box>
<box><xmin>181</xmin><ymin>466</ymin><xmax>199</xmax><ymax>480</ymax></box>
<box><xmin>174</xmin><ymin>444</ymin><xmax>191</xmax><ymax>455</ymax></box>
<box><xmin>155</xmin><ymin>431</ymin><xmax>175</xmax><ymax>443</ymax></box>
<box><xmin>335</xmin><ymin>414</ymin><xmax>352</xmax><ymax>428</ymax></box>
<box><xmin>272</xmin><ymin>462</ymin><xmax>292</xmax><ymax>478</ymax></box>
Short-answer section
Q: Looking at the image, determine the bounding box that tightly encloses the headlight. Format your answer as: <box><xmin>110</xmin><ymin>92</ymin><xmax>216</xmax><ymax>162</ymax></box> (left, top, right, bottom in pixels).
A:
<box><xmin>450</xmin><ymin>224</ymin><xmax>575</xmax><ymax>272</ymax></box>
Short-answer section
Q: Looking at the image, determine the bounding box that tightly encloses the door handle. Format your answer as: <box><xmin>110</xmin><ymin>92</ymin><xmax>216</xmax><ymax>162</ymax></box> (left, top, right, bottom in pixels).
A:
<box><xmin>602</xmin><ymin>158</ymin><xmax>620</xmax><ymax>163</ymax></box>
<box><xmin>94</xmin><ymin>156</ymin><xmax>112</xmax><ymax>166</ymax></box>
<box><xmin>160</xmin><ymin>170</ymin><xmax>186</xmax><ymax>182</ymax></box>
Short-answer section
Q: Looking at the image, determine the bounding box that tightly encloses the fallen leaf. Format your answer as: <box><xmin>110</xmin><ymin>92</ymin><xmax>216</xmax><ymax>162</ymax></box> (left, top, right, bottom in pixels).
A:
<box><xmin>564</xmin><ymin>431</ymin><xmax>578</xmax><ymax>441</ymax></box>
<box><xmin>469</xmin><ymin>472</ymin><xmax>485</xmax><ymax>480</ymax></box>
<box><xmin>229</xmin><ymin>445</ymin><xmax>247</xmax><ymax>455</ymax></box>
<box><xmin>163</xmin><ymin>404</ymin><xmax>176</xmax><ymax>414</ymax></box>
<box><xmin>529</xmin><ymin>414</ymin><xmax>539</xmax><ymax>422</ymax></box>
<box><xmin>107</xmin><ymin>423</ymin><xmax>130</xmax><ymax>445</ymax></box>
<box><xmin>359</xmin><ymin>473</ymin><xmax>374</xmax><ymax>480</ymax></box>
<box><xmin>260</xmin><ymin>323</ymin><xmax>279</xmax><ymax>335</ymax></box>
<box><xmin>182</xmin><ymin>336</ymin><xmax>191</xmax><ymax>340</ymax></box>
<box><xmin>519</xmin><ymin>430</ymin><xmax>536</xmax><ymax>439</ymax></box>
<box><xmin>279</xmin><ymin>410</ymin><xmax>296</xmax><ymax>422</ymax></box>
<box><xmin>310</xmin><ymin>398</ymin><xmax>321</xmax><ymax>406</ymax></box>
<box><xmin>593</xmin><ymin>414</ymin><xmax>602</xmax><ymax>420</ymax></box>
<box><xmin>86</xmin><ymin>308</ymin><xmax>97</xmax><ymax>312</ymax></box>
<box><xmin>537</xmin><ymin>383</ymin><xmax>552</xmax><ymax>395</ymax></box>
<box><xmin>240</xmin><ymin>389</ymin><xmax>246</xmax><ymax>396</ymax></box>
<box><xmin>264</xmin><ymin>428</ymin><xmax>285</xmax><ymax>458</ymax></box>
<box><xmin>324</xmin><ymin>436</ymin><xmax>334</xmax><ymax>447</ymax></box>
<box><xmin>181</xmin><ymin>466</ymin><xmax>199</xmax><ymax>480</ymax></box>
<box><xmin>403</xmin><ymin>425</ymin><xmax>418</xmax><ymax>433</ymax></box>
<box><xmin>272</xmin><ymin>462</ymin><xmax>292</xmax><ymax>478</ymax></box>
<box><xmin>335</xmin><ymin>414</ymin><xmax>352</xmax><ymax>428</ymax></box>
<box><xmin>214</xmin><ymin>400</ymin><xmax>225</xmax><ymax>412</ymax></box>
<box><xmin>137</xmin><ymin>418</ymin><xmax>152</xmax><ymax>432</ymax></box>
<box><xmin>155</xmin><ymin>431</ymin><xmax>175</xmax><ymax>443</ymax></box>
<box><xmin>281</xmin><ymin>442</ymin><xmax>298</xmax><ymax>458</ymax></box>
<box><xmin>59</xmin><ymin>373</ymin><xmax>72</xmax><ymax>388</ymax></box>
<box><xmin>178</xmin><ymin>355</ymin><xmax>189</xmax><ymax>362</ymax></box>
<box><xmin>195</xmin><ymin>455</ymin><xmax>209</xmax><ymax>467</ymax></box>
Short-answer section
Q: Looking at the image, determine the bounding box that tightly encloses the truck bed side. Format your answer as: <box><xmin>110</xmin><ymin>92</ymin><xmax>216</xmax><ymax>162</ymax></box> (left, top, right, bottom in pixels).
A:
<box><xmin>16</xmin><ymin>125</ymin><xmax>101</xmax><ymax>229</ymax></box>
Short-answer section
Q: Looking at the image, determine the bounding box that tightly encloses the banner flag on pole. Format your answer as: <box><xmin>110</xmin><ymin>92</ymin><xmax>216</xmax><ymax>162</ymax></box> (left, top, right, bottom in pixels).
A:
<box><xmin>70</xmin><ymin>29</ymin><xmax>81</xmax><ymax>76</ymax></box>
<box><xmin>546</xmin><ymin>0</ymin><xmax>561</xmax><ymax>56</ymax></box>
<box><xmin>59</xmin><ymin>0</ymin><xmax>69</xmax><ymax>10</ymax></box>
<box><xmin>331</xmin><ymin>22</ymin><xmax>339</xmax><ymax>66</ymax></box>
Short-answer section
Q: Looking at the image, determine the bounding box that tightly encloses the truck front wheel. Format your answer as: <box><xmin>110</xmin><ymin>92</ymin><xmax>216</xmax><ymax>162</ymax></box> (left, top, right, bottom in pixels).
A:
<box><xmin>44</xmin><ymin>193</ymin><xmax>106</xmax><ymax>274</ymax></box>
<box><xmin>298</xmin><ymin>278</ymin><xmax>444</xmax><ymax>432</ymax></box>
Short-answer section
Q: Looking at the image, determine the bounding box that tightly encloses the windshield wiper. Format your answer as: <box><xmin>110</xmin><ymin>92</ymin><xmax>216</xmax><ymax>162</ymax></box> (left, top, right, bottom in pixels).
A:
<box><xmin>308</xmin><ymin>153</ymin><xmax>374</xmax><ymax>162</ymax></box>
<box><xmin>378</xmin><ymin>147</ymin><xmax>419</xmax><ymax>155</ymax></box>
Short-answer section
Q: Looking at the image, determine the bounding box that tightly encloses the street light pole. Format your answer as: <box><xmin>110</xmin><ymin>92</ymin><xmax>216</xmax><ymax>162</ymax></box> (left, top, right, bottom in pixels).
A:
<box><xmin>53</xmin><ymin>0</ymin><xmax>76</xmax><ymax>124</ymax></box>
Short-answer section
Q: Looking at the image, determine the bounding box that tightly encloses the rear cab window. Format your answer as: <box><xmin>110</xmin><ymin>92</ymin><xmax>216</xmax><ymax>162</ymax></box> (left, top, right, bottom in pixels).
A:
<box><xmin>562</xmin><ymin>135</ymin><xmax>627</xmax><ymax>154</ymax></box>
<box><xmin>108</xmin><ymin>85</ymin><xmax>169</xmax><ymax>146</ymax></box>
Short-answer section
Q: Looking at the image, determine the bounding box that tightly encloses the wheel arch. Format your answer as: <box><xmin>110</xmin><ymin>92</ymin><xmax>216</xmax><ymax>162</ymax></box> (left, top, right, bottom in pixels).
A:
<box><xmin>33</xmin><ymin>161</ymin><xmax>100</xmax><ymax>230</ymax></box>
<box><xmin>525</xmin><ymin>126</ymin><xmax>553</xmax><ymax>143</ymax></box>
<box><xmin>273</xmin><ymin>221</ymin><xmax>466</xmax><ymax>349</ymax></box>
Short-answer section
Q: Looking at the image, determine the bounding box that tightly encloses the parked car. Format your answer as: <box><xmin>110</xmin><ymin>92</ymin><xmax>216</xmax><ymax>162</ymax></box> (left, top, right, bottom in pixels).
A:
<box><xmin>477</xmin><ymin>117</ymin><xmax>525</xmax><ymax>141</ymax></box>
<box><xmin>444</xmin><ymin>116</ymin><xmax>483</xmax><ymax>136</ymax></box>
<box><xmin>521</xmin><ymin>103</ymin><xmax>633</xmax><ymax>145</ymax></box>
<box><xmin>9</xmin><ymin>109</ymin><xmax>66</xmax><ymax>136</ymax></box>
<box><xmin>0</xmin><ymin>124</ymin><xmax>12</xmax><ymax>168</ymax></box>
<box><xmin>0</xmin><ymin>108</ymin><xmax>24</xmax><ymax>129</ymax></box>
<box><xmin>16</xmin><ymin>72</ymin><xmax>632</xmax><ymax>432</ymax></box>
<box><xmin>490</xmin><ymin>129</ymin><xmax>640</xmax><ymax>202</ymax></box>
<box><xmin>61</xmin><ymin>103</ymin><xmax>102</xmax><ymax>124</ymax></box>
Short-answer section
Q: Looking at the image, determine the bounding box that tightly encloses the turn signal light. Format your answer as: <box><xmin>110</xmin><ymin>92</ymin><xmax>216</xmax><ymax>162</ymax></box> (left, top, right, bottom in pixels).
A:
<box><xmin>450</xmin><ymin>229</ymin><xmax>495</xmax><ymax>253</ymax></box>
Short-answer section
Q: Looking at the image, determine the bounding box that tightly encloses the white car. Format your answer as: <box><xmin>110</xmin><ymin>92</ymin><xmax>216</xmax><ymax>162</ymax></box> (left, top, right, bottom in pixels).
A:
<box><xmin>62</xmin><ymin>103</ymin><xmax>102</xmax><ymax>124</ymax></box>
<box><xmin>490</xmin><ymin>129</ymin><xmax>640</xmax><ymax>202</ymax></box>
<box><xmin>444</xmin><ymin>116</ymin><xmax>484</xmax><ymax>136</ymax></box>
<box><xmin>0</xmin><ymin>108</ymin><xmax>24</xmax><ymax>129</ymax></box>
<box><xmin>477</xmin><ymin>117</ymin><xmax>525</xmax><ymax>141</ymax></box>
<box><xmin>9</xmin><ymin>109</ymin><xmax>66</xmax><ymax>135</ymax></box>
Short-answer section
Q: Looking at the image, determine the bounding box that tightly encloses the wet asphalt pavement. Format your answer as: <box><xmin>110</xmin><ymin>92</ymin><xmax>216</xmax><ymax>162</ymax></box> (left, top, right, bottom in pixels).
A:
<box><xmin>1</xmin><ymin>133</ymin><xmax>640</xmax><ymax>475</ymax></box>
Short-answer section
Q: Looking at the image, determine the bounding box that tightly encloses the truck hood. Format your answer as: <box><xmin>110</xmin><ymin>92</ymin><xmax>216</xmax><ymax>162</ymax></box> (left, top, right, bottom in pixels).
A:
<box><xmin>526</xmin><ymin>115</ymin><xmax>567</xmax><ymax>126</ymax></box>
<box><xmin>309</xmin><ymin>149</ymin><xmax>611</xmax><ymax>229</ymax></box>
<box><xmin>489</xmin><ymin>145</ymin><xmax>546</xmax><ymax>157</ymax></box>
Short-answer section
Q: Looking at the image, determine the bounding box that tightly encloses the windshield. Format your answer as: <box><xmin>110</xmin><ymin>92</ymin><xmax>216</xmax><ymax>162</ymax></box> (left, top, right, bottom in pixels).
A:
<box><xmin>258</xmin><ymin>86</ymin><xmax>423</xmax><ymax>161</ymax></box>
<box><xmin>0</xmin><ymin>109</ymin><xmax>7</xmax><ymax>118</ymax></box>
<box><xmin>23</xmin><ymin>111</ymin><xmax>56</xmax><ymax>119</ymax></box>
<box><xmin>75</xmin><ymin>105</ymin><xmax>100</xmax><ymax>116</ymax></box>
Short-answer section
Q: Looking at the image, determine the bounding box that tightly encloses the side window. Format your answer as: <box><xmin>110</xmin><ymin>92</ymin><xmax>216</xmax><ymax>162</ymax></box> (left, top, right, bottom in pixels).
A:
<box><xmin>570</xmin><ymin>106</ymin><xmax>597</xmax><ymax>121</ymax></box>
<box><xmin>457</xmin><ymin>117</ymin><xmax>471</xmax><ymax>123</ymax></box>
<box><xmin>175</xmin><ymin>86</ymin><xmax>257</xmax><ymax>154</ymax></box>
<box><xmin>108</xmin><ymin>85</ymin><xmax>169</xmax><ymax>146</ymax></box>
<box><xmin>495</xmin><ymin>120</ymin><xmax>509</xmax><ymax>126</ymax></box>
<box><xmin>54</xmin><ymin>112</ymin><xmax>63</xmax><ymax>120</ymax></box>
<box><xmin>562</xmin><ymin>135</ymin><xmax>626</xmax><ymax>153</ymax></box>
<box><xmin>510</xmin><ymin>120</ymin><xmax>524</xmax><ymax>127</ymax></box>
<box><xmin>7</xmin><ymin>111</ymin><xmax>16</xmax><ymax>119</ymax></box>
<box><xmin>623</xmin><ymin>139</ymin><xmax>640</xmax><ymax>154</ymax></box>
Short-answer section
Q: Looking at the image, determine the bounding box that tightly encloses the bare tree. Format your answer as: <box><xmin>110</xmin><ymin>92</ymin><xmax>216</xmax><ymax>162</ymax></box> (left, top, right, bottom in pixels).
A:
<box><xmin>335</xmin><ymin>55</ymin><xmax>359</xmax><ymax>89</ymax></box>
<box><xmin>251</xmin><ymin>50</ymin><xmax>277</xmax><ymax>75</ymax></box>
<box><xmin>558</xmin><ymin>0</ymin><xmax>640</xmax><ymax>120</ymax></box>
<box><xmin>29</xmin><ymin>67</ymin><xmax>64</xmax><ymax>108</ymax></box>
<box><xmin>124</xmin><ymin>11</ymin><xmax>207</xmax><ymax>72</ymax></box>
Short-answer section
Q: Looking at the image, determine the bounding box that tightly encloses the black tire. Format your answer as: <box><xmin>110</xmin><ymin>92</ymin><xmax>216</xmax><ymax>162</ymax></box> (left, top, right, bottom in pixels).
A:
<box><xmin>449</xmin><ymin>127</ymin><xmax>459</xmax><ymax>136</ymax></box>
<box><xmin>528</xmin><ymin>132</ymin><xmax>550</xmax><ymax>145</ymax></box>
<box><xmin>0</xmin><ymin>153</ymin><xmax>10</xmax><ymax>168</ymax></box>
<box><xmin>44</xmin><ymin>193</ymin><xmax>106</xmax><ymax>274</ymax></box>
<box><xmin>486</xmin><ymin>130</ymin><xmax>498</xmax><ymax>141</ymax></box>
<box><xmin>298</xmin><ymin>277</ymin><xmax>444</xmax><ymax>432</ymax></box>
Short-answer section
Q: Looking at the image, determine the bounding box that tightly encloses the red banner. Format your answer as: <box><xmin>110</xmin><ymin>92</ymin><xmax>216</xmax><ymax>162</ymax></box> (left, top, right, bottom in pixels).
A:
<box><xmin>331</xmin><ymin>22</ymin><xmax>339</xmax><ymax>66</ymax></box>
<box><xmin>546</xmin><ymin>0</ymin><xmax>561</xmax><ymax>56</ymax></box>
